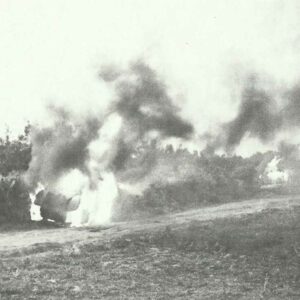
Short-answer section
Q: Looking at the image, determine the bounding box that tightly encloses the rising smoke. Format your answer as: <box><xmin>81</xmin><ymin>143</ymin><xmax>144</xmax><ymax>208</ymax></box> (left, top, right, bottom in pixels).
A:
<box><xmin>283</xmin><ymin>84</ymin><xmax>300</xmax><ymax>128</ymax></box>
<box><xmin>25</xmin><ymin>61</ymin><xmax>194</xmax><ymax>225</ymax></box>
<box><xmin>25</xmin><ymin>105</ymin><xmax>101</xmax><ymax>190</ymax></box>
<box><xmin>204</xmin><ymin>73</ymin><xmax>300</xmax><ymax>154</ymax></box>
<box><xmin>224</xmin><ymin>75</ymin><xmax>281</xmax><ymax>151</ymax></box>
<box><xmin>101</xmin><ymin>61</ymin><xmax>194</xmax><ymax>170</ymax></box>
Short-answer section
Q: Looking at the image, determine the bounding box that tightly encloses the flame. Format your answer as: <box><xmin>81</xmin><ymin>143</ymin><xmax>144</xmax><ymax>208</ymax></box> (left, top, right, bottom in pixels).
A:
<box><xmin>265</xmin><ymin>156</ymin><xmax>288</xmax><ymax>184</ymax></box>
<box><xmin>65</xmin><ymin>171</ymin><xmax>118</xmax><ymax>226</ymax></box>
<box><xmin>29</xmin><ymin>182</ymin><xmax>44</xmax><ymax>221</ymax></box>
<box><xmin>53</xmin><ymin>169</ymin><xmax>88</xmax><ymax>198</ymax></box>
<box><xmin>63</xmin><ymin>115</ymin><xmax>122</xmax><ymax>226</ymax></box>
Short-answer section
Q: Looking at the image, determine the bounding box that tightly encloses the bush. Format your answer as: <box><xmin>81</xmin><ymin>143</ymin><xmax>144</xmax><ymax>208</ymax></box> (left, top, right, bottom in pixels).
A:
<box><xmin>114</xmin><ymin>144</ymin><xmax>272</xmax><ymax>221</ymax></box>
<box><xmin>0</xmin><ymin>126</ymin><xmax>32</xmax><ymax>224</ymax></box>
<box><xmin>0</xmin><ymin>173</ymin><xmax>31</xmax><ymax>223</ymax></box>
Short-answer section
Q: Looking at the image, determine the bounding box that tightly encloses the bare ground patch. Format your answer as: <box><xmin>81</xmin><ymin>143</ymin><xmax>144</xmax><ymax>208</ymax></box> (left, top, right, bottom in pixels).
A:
<box><xmin>0</xmin><ymin>203</ymin><xmax>300</xmax><ymax>299</ymax></box>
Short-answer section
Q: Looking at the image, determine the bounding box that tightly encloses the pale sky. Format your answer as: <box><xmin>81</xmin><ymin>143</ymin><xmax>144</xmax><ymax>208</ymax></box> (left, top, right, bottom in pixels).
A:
<box><xmin>1</xmin><ymin>0</ymin><xmax>300</xmax><ymax>155</ymax></box>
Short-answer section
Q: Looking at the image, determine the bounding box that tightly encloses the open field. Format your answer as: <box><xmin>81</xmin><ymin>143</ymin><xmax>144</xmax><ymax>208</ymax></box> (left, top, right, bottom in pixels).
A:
<box><xmin>0</xmin><ymin>196</ymin><xmax>300</xmax><ymax>299</ymax></box>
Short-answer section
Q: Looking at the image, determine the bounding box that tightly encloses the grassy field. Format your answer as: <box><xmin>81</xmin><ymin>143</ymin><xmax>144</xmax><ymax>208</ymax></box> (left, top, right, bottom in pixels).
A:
<box><xmin>0</xmin><ymin>206</ymin><xmax>300</xmax><ymax>299</ymax></box>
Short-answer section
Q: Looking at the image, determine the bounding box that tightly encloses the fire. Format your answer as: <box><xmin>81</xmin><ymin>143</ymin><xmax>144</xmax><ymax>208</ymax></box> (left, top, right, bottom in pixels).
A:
<box><xmin>66</xmin><ymin>172</ymin><xmax>118</xmax><ymax>226</ymax></box>
<box><xmin>29</xmin><ymin>182</ymin><xmax>44</xmax><ymax>221</ymax></box>
<box><xmin>265</xmin><ymin>156</ymin><xmax>288</xmax><ymax>184</ymax></box>
<box><xmin>30</xmin><ymin>114</ymin><xmax>123</xmax><ymax>226</ymax></box>
<box><xmin>65</xmin><ymin>113</ymin><xmax>122</xmax><ymax>226</ymax></box>
<box><xmin>30</xmin><ymin>170</ymin><xmax>119</xmax><ymax>226</ymax></box>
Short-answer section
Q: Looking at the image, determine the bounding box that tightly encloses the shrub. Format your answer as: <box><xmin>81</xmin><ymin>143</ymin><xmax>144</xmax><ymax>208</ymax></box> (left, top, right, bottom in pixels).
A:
<box><xmin>114</xmin><ymin>144</ymin><xmax>272</xmax><ymax>221</ymax></box>
<box><xmin>0</xmin><ymin>173</ymin><xmax>31</xmax><ymax>223</ymax></box>
<box><xmin>0</xmin><ymin>126</ymin><xmax>32</xmax><ymax>224</ymax></box>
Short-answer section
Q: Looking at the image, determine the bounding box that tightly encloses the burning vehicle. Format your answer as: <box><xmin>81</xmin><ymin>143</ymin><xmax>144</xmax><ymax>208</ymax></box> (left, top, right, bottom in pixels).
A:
<box><xmin>34</xmin><ymin>190</ymin><xmax>80</xmax><ymax>223</ymax></box>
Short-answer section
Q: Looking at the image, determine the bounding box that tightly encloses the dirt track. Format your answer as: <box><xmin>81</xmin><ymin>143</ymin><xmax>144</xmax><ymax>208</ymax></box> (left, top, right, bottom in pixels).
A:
<box><xmin>1</xmin><ymin>196</ymin><xmax>299</xmax><ymax>254</ymax></box>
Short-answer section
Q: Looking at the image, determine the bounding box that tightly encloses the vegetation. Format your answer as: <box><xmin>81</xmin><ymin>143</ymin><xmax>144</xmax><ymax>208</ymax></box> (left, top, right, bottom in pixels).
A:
<box><xmin>114</xmin><ymin>143</ymin><xmax>278</xmax><ymax>221</ymax></box>
<box><xmin>0</xmin><ymin>125</ymin><xmax>31</xmax><ymax>223</ymax></box>
<box><xmin>0</xmin><ymin>124</ymin><xmax>288</xmax><ymax>223</ymax></box>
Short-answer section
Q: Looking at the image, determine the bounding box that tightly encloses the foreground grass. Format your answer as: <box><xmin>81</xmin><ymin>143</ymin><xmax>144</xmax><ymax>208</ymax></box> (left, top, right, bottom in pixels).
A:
<box><xmin>1</xmin><ymin>207</ymin><xmax>300</xmax><ymax>299</ymax></box>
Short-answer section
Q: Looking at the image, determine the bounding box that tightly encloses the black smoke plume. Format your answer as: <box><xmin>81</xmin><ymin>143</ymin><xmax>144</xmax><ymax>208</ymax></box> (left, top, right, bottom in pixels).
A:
<box><xmin>101</xmin><ymin>61</ymin><xmax>194</xmax><ymax>170</ymax></box>
<box><xmin>283</xmin><ymin>84</ymin><xmax>300</xmax><ymax>127</ymax></box>
<box><xmin>26</xmin><ymin>61</ymin><xmax>194</xmax><ymax>188</ymax></box>
<box><xmin>224</xmin><ymin>75</ymin><xmax>281</xmax><ymax>151</ymax></box>
<box><xmin>25</xmin><ymin>106</ymin><xmax>101</xmax><ymax>189</ymax></box>
<box><xmin>204</xmin><ymin>73</ymin><xmax>300</xmax><ymax>154</ymax></box>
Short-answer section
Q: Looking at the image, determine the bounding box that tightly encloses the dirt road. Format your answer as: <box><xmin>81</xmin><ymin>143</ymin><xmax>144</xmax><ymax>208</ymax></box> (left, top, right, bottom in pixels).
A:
<box><xmin>1</xmin><ymin>196</ymin><xmax>299</xmax><ymax>254</ymax></box>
